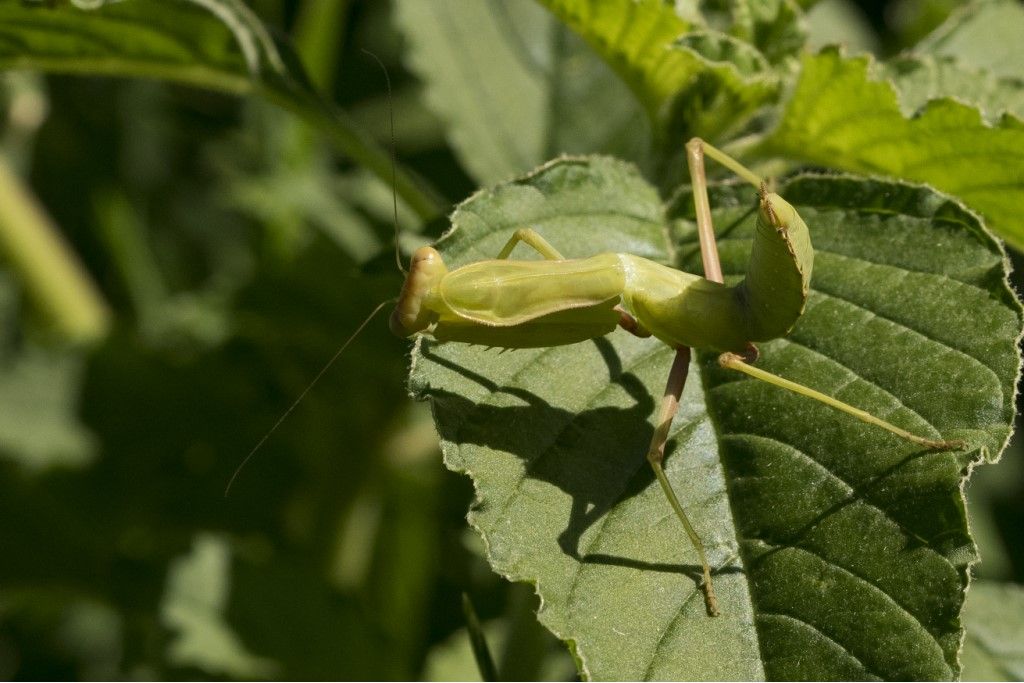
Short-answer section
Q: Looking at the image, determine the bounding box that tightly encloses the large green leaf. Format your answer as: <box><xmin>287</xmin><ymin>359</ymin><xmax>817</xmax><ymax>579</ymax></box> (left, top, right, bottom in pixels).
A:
<box><xmin>756</xmin><ymin>48</ymin><xmax>1024</xmax><ymax>252</ymax></box>
<box><xmin>0</xmin><ymin>0</ymin><xmax>442</xmax><ymax>220</ymax></box>
<box><xmin>392</xmin><ymin>0</ymin><xmax>650</xmax><ymax>186</ymax></box>
<box><xmin>408</xmin><ymin>157</ymin><xmax>1021</xmax><ymax>679</ymax></box>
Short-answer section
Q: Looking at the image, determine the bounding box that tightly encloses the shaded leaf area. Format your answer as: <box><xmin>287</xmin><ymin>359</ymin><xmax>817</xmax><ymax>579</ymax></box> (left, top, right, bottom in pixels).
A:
<box><xmin>0</xmin><ymin>0</ymin><xmax>265</xmax><ymax>94</ymax></box>
<box><xmin>0</xmin><ymin>245</ymin><xmax>420</xmax><ymax>678</ymax></box>
<box><xmin>758</xmin><ymin>48</ymin><xmax>1024</xmax><ymax>251</ymax></box>
<box><xmin>960</xmin><ymin>580</ymin><xmax>1024</xmax><ymax>680</ymax></box>
<box><xmin>0</xmin><ymin>34</ymin><xmax>480</xmax><ymax>676</ymax></box>
<box><xmin>410</xmin><ymin>158</ymin><xmax>1021</xmax><ymax>680</ymax></box>
<box><xmin>393</xmin><ymin>0</ymin><xmax>649</xmax><ymax>186</ymax></box>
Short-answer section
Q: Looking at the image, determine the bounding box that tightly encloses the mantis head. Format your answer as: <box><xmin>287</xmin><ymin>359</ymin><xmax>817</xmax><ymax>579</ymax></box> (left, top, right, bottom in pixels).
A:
<box><xmin>390</xmin><ymin>245</ymin><xmax>448</xmax><ymax>337</ymax></box>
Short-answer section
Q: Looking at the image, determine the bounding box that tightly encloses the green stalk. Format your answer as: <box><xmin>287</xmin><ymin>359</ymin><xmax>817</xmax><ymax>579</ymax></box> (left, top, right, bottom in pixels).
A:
<box><xmin>0</xmin><ymin>155</ymin><xmax>111</xmax><ymax>343</ymax></box>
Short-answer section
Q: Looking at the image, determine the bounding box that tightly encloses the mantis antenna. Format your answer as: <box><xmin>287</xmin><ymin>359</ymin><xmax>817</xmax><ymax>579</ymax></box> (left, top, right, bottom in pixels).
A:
<box><xmin>225</xmin><ymin>298</ymin><xmax>397</xmax><ymax>496</ymax></box>
<box><xmin>361</xmin><ymin>48</ymin><xmax>407</xmax><ymax>276</ymax></box>
<box><xmin>227</xmin><ymin>51</ymin><xmax>412</xmax><ymax>496</ymax></box>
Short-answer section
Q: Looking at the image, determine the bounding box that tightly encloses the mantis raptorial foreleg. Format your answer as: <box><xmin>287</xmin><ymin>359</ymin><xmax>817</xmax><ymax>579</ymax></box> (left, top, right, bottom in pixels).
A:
<box><xmin>685</xmin><ymin>142</ymin><xmax>963</xmax><ymax>451</ymax></box>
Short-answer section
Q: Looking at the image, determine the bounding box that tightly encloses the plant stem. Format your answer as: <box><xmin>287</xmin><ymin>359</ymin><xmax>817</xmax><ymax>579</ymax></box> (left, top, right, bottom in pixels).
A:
<box><xmin>0</xmin><ymin>155</ymin><xmax>110</xmax><ymax>343</ymax></box>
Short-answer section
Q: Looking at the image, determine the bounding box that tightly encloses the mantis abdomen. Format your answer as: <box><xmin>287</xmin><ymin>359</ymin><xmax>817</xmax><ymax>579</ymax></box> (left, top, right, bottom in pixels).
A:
<box><xmin>391</xmin><ymin>191</ymin><xmax>812</xmax><ymax>353</ymax></box>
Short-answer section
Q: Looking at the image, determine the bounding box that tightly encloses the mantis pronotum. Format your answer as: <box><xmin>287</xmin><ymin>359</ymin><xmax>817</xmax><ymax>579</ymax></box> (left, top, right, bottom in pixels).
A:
<box><xmin>389</xmin><ymin>138</ymin><xmax>962</xmax><ymax>616</ymax></box>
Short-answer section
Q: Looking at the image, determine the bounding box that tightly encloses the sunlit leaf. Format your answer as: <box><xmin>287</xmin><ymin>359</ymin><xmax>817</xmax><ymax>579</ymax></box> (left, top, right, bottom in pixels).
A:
<box><xmin>757</xmin><ymin>48</ymin><xmax>1024</xmax><ymax>251</ymax></box>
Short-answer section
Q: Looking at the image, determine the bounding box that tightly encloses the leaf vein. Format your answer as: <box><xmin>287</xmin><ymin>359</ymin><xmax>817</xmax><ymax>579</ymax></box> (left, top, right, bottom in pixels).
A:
<box><xmin>749</xmin><ymin>538</ymin><xmax>951</xmax><ymax>662</ymax></box>
<box><xmin>756</xmin><ymin>611</ymin><xmax>881</xmax><ymax>679</ymax></box>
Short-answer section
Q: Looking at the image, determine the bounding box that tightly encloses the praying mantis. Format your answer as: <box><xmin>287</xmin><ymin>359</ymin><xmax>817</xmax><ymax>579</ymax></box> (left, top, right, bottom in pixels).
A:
<box><xmin>388</xmin><ymin>138</ymin><xmax>962</xmax><ymax>617</ymax></box>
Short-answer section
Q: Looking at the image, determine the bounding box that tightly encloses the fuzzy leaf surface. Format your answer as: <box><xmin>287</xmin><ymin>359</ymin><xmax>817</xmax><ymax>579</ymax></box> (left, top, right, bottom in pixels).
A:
<box><xmin>409</xmin><ymin>157</ymin><xmax>1021</xmax><ymax>680</ymax></box>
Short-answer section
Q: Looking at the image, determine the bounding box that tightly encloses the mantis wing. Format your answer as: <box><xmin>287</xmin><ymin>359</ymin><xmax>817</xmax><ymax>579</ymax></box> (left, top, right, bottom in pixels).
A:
<box><xmin>432</xmin><ymin>253</ymin><xmax>626</xmax><ymax>347</ymax></box>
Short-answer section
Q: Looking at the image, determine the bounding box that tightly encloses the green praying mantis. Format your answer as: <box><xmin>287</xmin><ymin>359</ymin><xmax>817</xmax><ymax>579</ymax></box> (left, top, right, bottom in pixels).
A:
<box><xmin>388</xmin><ymin>138</ymin><xmax>963</xmax><ymax>617</ymax></box>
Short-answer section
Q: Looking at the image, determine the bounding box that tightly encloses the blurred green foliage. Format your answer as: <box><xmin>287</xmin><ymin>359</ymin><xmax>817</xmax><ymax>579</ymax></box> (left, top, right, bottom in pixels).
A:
<box><xmin>0</xmin><ymin>0</ymin><xmax>1021</xmax><ymax>680</ymax></box>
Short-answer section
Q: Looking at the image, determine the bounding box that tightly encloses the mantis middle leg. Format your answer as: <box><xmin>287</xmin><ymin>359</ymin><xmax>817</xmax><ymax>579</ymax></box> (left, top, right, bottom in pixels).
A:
<box><xmin>495</xmin><ymin>228</ymin><xmax>565</xmax><ymax>260</ymax></box>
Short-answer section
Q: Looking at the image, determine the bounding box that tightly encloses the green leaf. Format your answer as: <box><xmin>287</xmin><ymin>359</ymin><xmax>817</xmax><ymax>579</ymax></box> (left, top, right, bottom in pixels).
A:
<box><xmin>914</xmin><ymin>0</ymin><xmax>1024</xmax><ymax>80</ymax></box>
<box><xmin>534</xmin><ymin>0</ymin><xmax>781</xmax><ymax>141</ymax></box>
<box><xmin>0</xmin><ymin>344</ymin><xmax>95</xmax><ymax>470</ymax></box>
<box><xmin>756</xmin><ymin>49</ymin><xmax>1024</xmax><ymax>252</ymax></box>
<box><xmin>0</xmin><ymin>0</ymin><xmax>265</xmax><ymax>92</ymax></box>
<box><xmin>392</xmin><ymin>0</ymin><xmax>650</xmax><ymax>185</ymax></box>
<box><xmin>534</xmin><ymin>0</ymin><xmax>691</xmax><ymax>120</ymax></box>
<box><xmin>961</xmin><ymin>581</ymin><xmax>1024</xmax><ymax>680</ymax></box>
<box><xmin>885</xmin><ymin>55</ymin><xmax>1024</xmax><ymax>124</ymax></box>
<box><xmin>804</xmin><ymin>0</ymin><xmax>879</xmax><ymax>54</ymax></box>
<box><xmin>0</xmin><ymin>0</ymin><xmax>444</xmax><ymax>220</ymax></box>
<box><xmin>409</xmin><ymin>157</ymin><xmax>1021</xmax><ymax>679</ymax></box>
<box><xmin>705</xmin><ymin>0</ymin><xmax>808</xmax><ymax>65</ymax></box>
<box><xmin>160</xmin><ymin>534</ymin><xmax>278</xmax><ymax>679</ymax></box>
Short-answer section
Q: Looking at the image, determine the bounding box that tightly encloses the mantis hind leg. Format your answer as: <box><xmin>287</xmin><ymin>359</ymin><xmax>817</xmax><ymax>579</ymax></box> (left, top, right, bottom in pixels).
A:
<box><xmin>717</xmin><ymin>352</ymin><xmax>964</xmax><ymax>450</ymax></box>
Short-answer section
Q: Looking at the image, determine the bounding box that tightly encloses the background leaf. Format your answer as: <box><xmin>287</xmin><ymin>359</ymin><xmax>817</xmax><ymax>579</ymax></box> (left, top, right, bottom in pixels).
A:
<box><xmin>884</xmin><ymin>55</ymin><xmax>1024</xmax><ymax>123</ymax></box>
<box><xmin>393</xmin><ymin>0</ymin><xmax>649</xmax><ymax>186</ymax></box>
<box><xmin>756</xmin><ymin>48</ymin><xmax>1024</xmax><ymax>251</ymax></box>
<box><xmin>534</xmin><ymin>0</ymin><xmax>782</xmax><ymax>143</ymax></box>
<box><xmin>960</xmin><ymin>580</ymin><xmax>1024</xmax><ymax>680</ymax></box>
<box><xmin>0</xmin><ymin>0</ymin><xmax>443</xmax><ymax>220</ymax></box>
<box><xmin>411</xmin><ymin>157</ymin><xmax>1021</xmax><ymax>679</ymax></box>
<box><xmin>160</xmin><ymin>534</ymin><xmax>277</xmax><ymax>679</ymax></box>
<box><xmin>913</xmin><ymin>0</ymin><xmax>1024</xmax><ymax>79</ymax></box>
